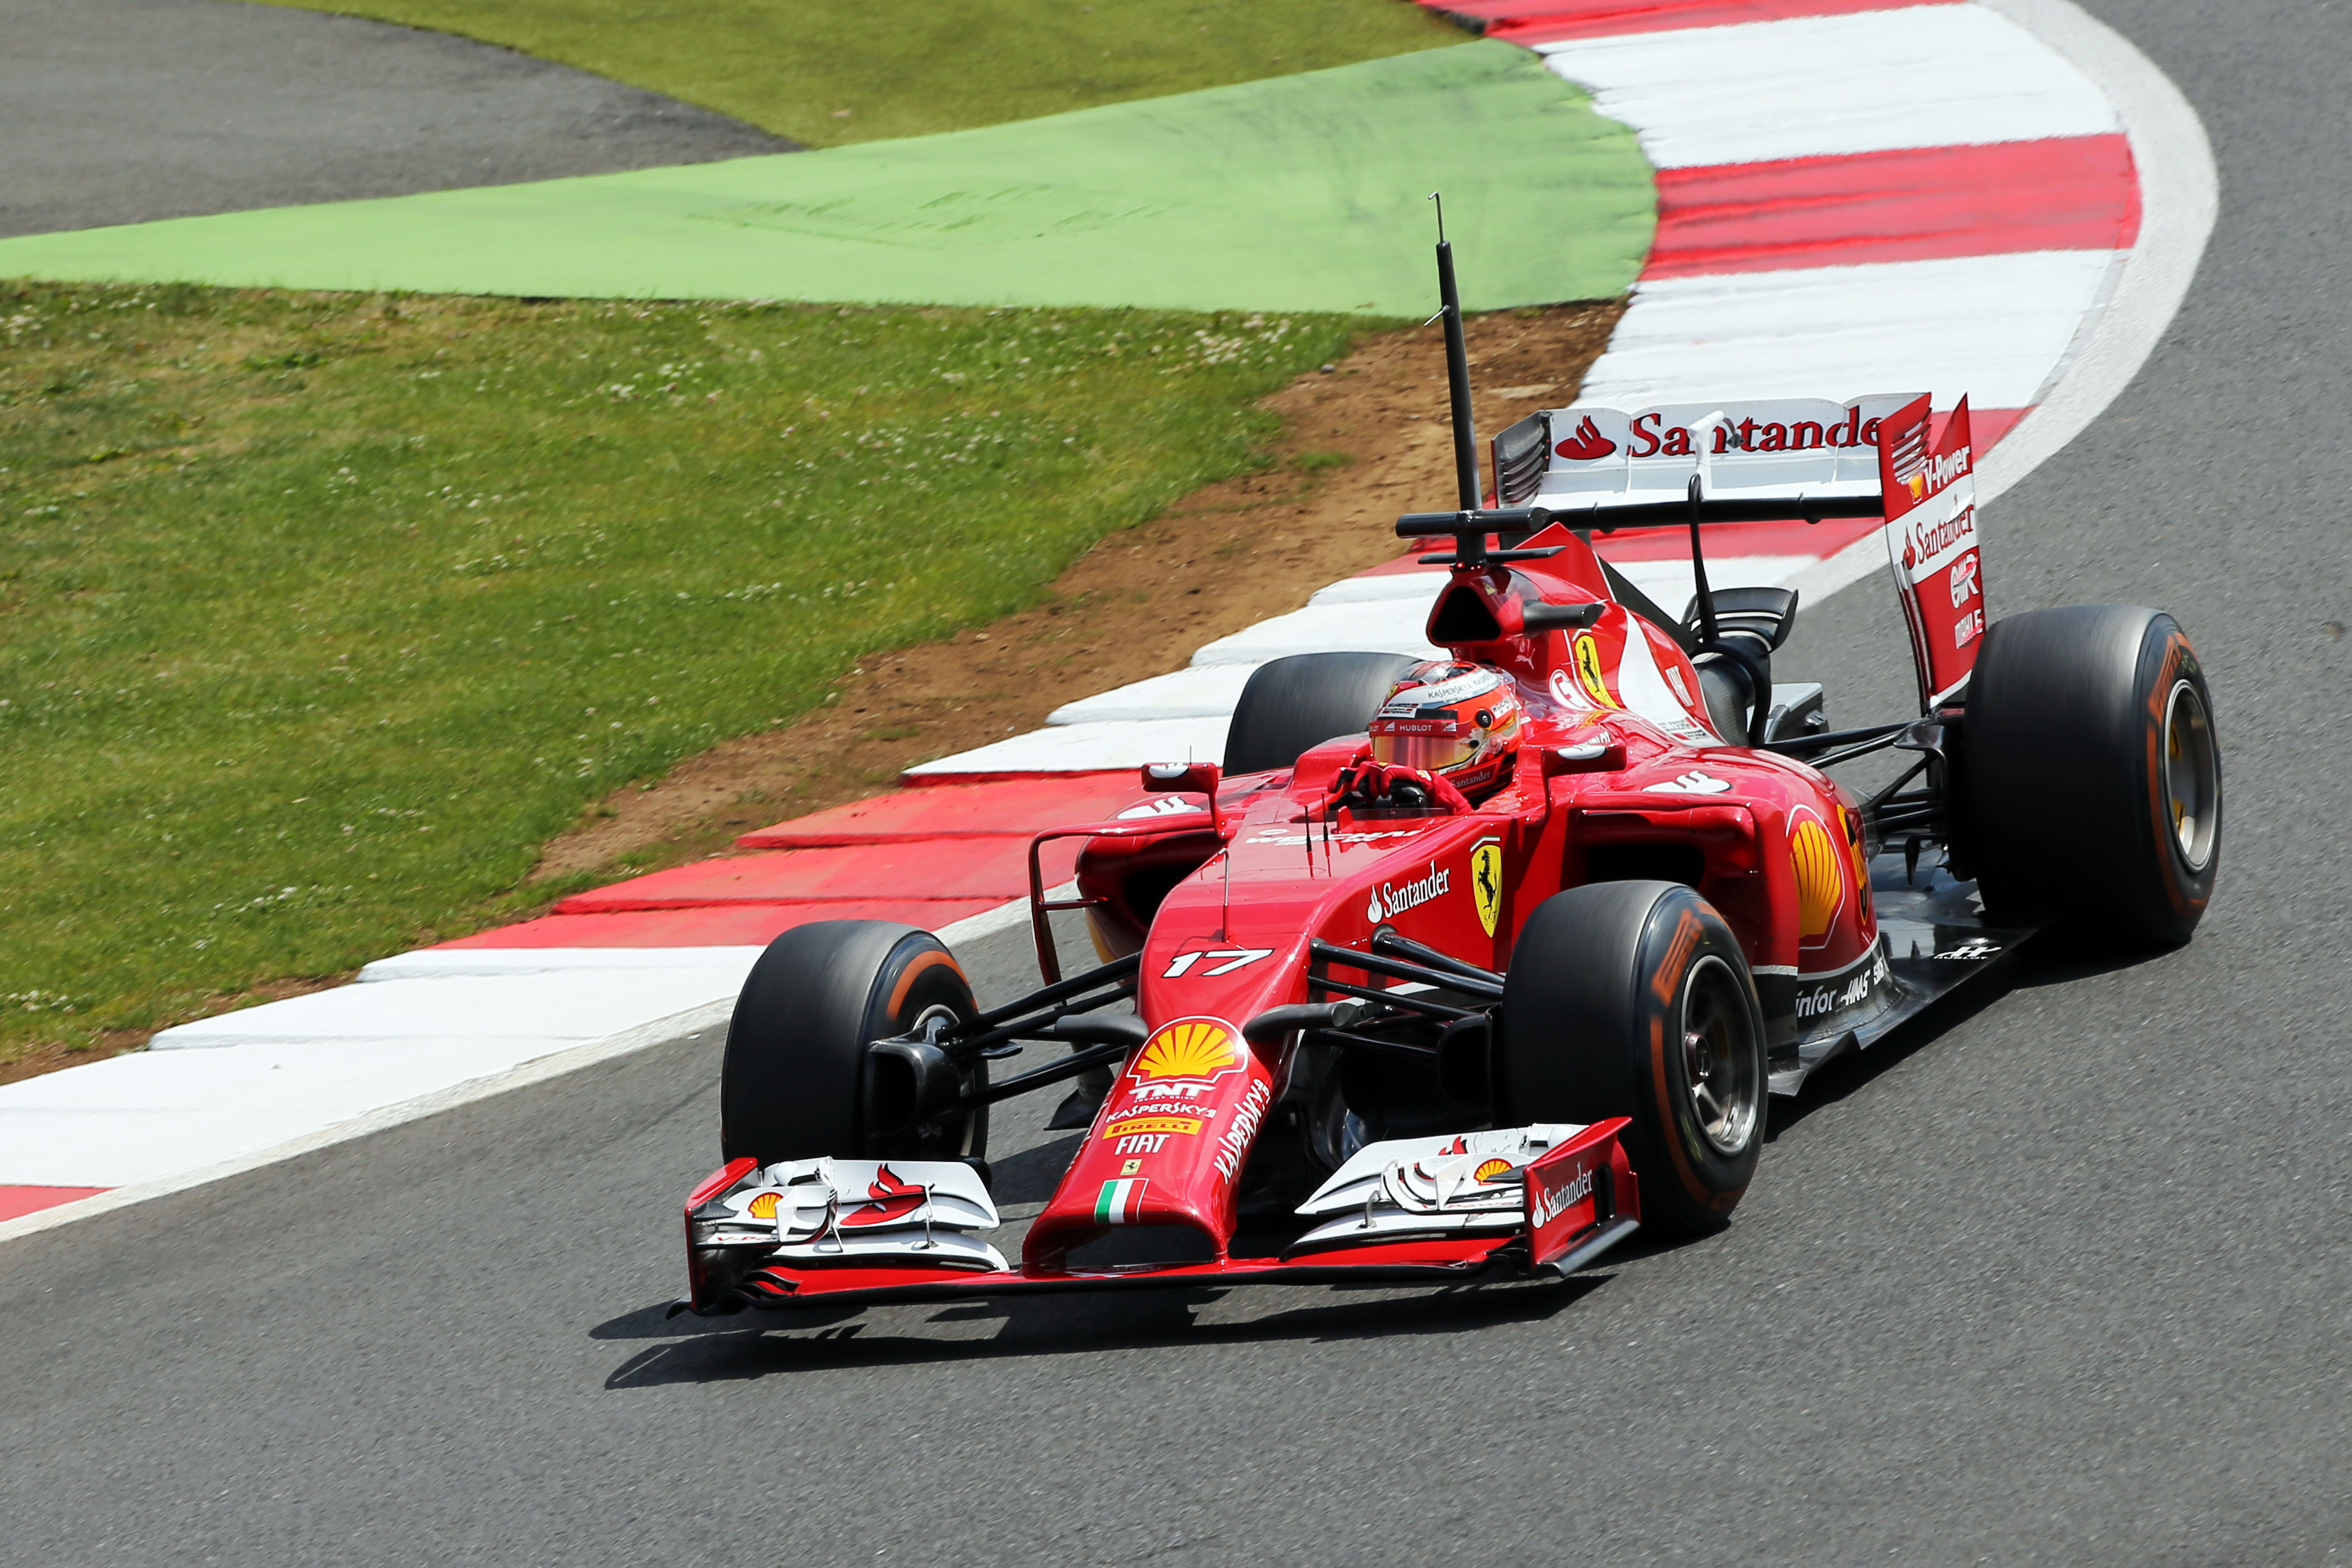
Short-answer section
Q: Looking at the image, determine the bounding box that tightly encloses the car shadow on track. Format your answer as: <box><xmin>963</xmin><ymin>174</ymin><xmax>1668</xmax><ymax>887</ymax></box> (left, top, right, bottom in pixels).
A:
<box><xmin>593</xmin><ymin>1272</ymin><xmax>1610</xmax><ymax>1387</ymax></box>
<box><xmin>581</xmin><ymin>929</ymin><xmax>2183</xmax><ymax>1388</ymax></box>
<box><xmin>1765</xmin><ymin>928</ymin><xmax>2170</xmax><ymax>1138</ymax></box>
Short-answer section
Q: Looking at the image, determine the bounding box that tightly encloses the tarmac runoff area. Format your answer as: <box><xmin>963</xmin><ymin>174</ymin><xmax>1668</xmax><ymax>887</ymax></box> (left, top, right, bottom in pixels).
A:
<box><xmin>0</xmin><ymin>0</ymin><xmax>2213</xmax><ymax>1231</ymax></box>
<box><xmin>0</xmin><ymin>0</ymin><xmax>791</xmax><ymax>241</ymax></box>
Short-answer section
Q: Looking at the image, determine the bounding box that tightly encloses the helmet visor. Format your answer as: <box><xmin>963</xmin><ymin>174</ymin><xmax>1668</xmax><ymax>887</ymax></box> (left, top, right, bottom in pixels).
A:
<box><xmin>1370</xmin><ymin>730</ymin><xmax>1475</xmax><ymax>774</ymax></box>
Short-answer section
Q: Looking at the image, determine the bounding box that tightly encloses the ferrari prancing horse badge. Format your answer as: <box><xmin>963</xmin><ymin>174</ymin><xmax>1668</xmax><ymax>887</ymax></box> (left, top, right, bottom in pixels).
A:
<box><xmin>1471</xmin><ymin>838</ymin><xmax>1503</xmax><ymax>937</ymax></box>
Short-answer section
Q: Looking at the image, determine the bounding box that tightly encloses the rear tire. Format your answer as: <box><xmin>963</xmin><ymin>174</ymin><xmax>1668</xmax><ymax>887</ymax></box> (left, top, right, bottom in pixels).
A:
<box><xmin>1223</xmin><ymin>652</ymin><xmax>1419</xmax><ymax>775</ymax></box>
<box><xmin>1499</xmin><ymin>882</ymin><xmax>1766</xmax><ymax>1235</ymax></box>
<box><xmin>1957</xmin><ymin>605</ymin><xmax>2220</xmax><ymax>948</ymax></box>
<box><xmin>720</xmin><ymin>921</ymin><xmax>985</xmax><ymax>1166</ymax></box>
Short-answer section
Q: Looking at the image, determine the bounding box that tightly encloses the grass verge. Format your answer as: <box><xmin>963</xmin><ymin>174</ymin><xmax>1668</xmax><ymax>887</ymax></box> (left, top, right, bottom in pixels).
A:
<box><xmin>0</xmin><ymin>280</ymin><xmax>1368</xmax><ymax>1071</ymax></box>
<box><xmin>261</xmin><ymin>0</ymin><xmax>1464</xmax><ymax>147</ymax></box>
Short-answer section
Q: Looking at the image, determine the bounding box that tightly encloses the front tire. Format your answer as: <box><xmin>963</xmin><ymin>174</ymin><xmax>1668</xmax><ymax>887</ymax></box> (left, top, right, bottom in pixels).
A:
<box><xmin>720</xmin><ymin>921</ymin><xmax>984</xmax><ymax>1166</ymax></box>
<box><xmin>1499</xmin><ymin>882</ymin><xmax>1766</xmax><ymax>1234</ymax></box>
<box><xmin>1223</xmin><ymin>651</ymin><xmax>1419</xmax><ymax>775</ymax></box>
<box><xmin>1957</xmin><ymin>605</ymin><xmax>2221</xmax><ymax>947</ymax></box>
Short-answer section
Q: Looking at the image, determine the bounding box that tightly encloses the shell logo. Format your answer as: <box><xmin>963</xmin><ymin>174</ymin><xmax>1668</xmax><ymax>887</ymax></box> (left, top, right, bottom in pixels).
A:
<box><xmin>1472</xmin><ymin>1157</ymin><xmax>1514</xmax><ymax>1183</ymax></box>
<box><xmin>1128</xmin><ymin>1017</ymin><xmax>1245</xmax><ymax>1084</ymax></box>
<box><xmin>746</xmin><ymin>1191</ymin><xmax>781</xmax><ymax>1219</ymax></box>
<box><xmin>1790</xmin><ymin>815</ymin><xmax>1846</xmax><ymax>941</ymax></box>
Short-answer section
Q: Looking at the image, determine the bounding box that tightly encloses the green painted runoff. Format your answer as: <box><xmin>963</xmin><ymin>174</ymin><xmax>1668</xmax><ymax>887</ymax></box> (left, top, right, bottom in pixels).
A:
<box><xmin>0</xmin><ymin>45</ymin><xmax>1653</xmax><ymax>316</ymax></box>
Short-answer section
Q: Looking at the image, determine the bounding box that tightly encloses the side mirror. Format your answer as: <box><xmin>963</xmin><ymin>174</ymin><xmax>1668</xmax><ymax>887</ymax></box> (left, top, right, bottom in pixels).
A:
<box><xmin>1140</xmin><ymin>760</ymin><xmax>1222</xmax><ymax>796</ymax></box>
<box><xmin>1520</xmin><ymin>599</ymin><xmax>1604</xmax><ymax>634</ymax></box>
<box><xmin>1140</xmin><ymin>760</ymin><xmax>1227</xmax><ymax>837</ymax></box>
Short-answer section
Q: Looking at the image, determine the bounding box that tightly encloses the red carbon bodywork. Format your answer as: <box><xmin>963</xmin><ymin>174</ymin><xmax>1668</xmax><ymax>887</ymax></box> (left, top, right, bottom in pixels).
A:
<box><xmin>1023</xmin><ymin>526</ymin><xmax>1871</xmax><ymax>1264</ymax></box>
<box><xmin>688</xmin><ymin>524</ymin><xmax>1878</xmax><ymax>1310</ymax></box>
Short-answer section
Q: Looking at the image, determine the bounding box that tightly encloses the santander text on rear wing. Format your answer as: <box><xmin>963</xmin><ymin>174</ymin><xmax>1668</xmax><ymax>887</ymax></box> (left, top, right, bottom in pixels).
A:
<box><xmin>1482</xmin><ymin>392</ymin><xmax>1984</xmax><ymax>706</ymax></box>
<box><xmin>1493</xmin><ymin>394</ymin><xmax>1916</xmax><ymax>517</ymax></box>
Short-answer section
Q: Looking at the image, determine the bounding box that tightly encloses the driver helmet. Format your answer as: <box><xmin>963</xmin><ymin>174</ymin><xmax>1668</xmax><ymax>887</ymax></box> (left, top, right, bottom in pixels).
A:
<box><xmin>1367</xmin><ymin>662</ymin><xmax>1524</xmax><ymax>796</ymax></box>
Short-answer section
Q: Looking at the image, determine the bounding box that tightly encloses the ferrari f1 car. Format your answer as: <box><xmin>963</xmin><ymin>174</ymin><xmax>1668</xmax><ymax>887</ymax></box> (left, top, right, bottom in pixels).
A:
<box><xmin>677</xmin><ymin>239</ymin><xmax>2222</xmax><ymax>1316</ymax></box>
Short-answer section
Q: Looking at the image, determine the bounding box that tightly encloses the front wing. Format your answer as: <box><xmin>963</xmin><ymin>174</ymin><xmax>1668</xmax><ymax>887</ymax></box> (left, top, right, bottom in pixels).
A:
<box><xmin>680</xmin><ymin>1119</ymin><xmax>1639</xmax><ymax>1315</ymax></box>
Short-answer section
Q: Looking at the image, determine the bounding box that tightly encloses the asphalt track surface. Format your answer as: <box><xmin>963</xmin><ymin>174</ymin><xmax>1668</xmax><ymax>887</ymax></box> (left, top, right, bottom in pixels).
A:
<box><xmin>4</xmin><ymin>3</ymin><xmax>2349</xmax><ymax>1563</ymax></box>
<box><xmin>0</xmin><ymin>0</ymin><xmax>789</xmax><ymax>240</ymax></box>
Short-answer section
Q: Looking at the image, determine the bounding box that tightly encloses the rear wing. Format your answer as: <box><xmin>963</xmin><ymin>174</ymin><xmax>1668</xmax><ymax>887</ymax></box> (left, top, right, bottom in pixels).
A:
<box><xmin>1490</xmin><ymin>394</ymin><xmax>1915</xmax><ymax>519</ymax></box>
<box><xmin>1409</xmin><ymin>393</ymin><xmax>1985</xmax><ymax>710</ymax></box>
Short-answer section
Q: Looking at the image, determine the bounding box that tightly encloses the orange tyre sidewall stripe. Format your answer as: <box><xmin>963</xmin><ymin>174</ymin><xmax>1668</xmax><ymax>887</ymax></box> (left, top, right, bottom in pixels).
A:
<box><xmin>1646</xmin><ymin>908</ymin><xmax>1738</xmax><ymax>1212</ymax></box>
<box><xmin>885</xmin><ymin>947</ymin><xmax>967</xmax><ymax>1020</ymax></box>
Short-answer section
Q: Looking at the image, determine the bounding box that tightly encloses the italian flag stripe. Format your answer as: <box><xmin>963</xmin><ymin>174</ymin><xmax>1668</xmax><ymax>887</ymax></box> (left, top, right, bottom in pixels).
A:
<box><xmin>1095</xmin><ymin>1177</ymin><xmax>1147</xmax><ymax>1225</ymax></box>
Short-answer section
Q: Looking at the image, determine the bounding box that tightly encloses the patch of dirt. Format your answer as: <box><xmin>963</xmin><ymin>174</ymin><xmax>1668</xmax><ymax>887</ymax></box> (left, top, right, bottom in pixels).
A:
<box><xmin>0</xmin><ymin>1033</ymin><xmax>145</xmax><ymax>1089</ymax></box>
<box><xmin>533</xmin><ymin>300</ymin><xmax>1623</xmax><ymax>885</ymax></box>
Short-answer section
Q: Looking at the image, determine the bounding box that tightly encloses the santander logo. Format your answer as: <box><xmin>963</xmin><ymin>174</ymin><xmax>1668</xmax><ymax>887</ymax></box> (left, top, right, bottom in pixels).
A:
<box><xmin>1899</xmin><ymin>502</ymin><xmax>1977</xmax><ymax>572</ymax></box>
<box><xmin>1553</xmin><ymin>415</ymin><xmax>1616</xmax><ymax>461</ymax></box>
<box><xmin>1531</xmin><ymin>1164</ymin><xmax>1594</xmax><ymax>1228</ymax></box>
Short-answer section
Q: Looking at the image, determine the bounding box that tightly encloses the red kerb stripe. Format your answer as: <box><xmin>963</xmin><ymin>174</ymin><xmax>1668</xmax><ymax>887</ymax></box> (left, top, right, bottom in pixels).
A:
<box><xmin>436</xmin><ymin>899</ymin><xmax>1009</xmax><ymax>949</ymax></box>
<box><xmin>1453</xmin><ymin>0</ymin><xmax>1953</xmax><ymax>44</ymax></box>
<box><xmin>1646</xmin><ymin>137</ymin><xmax>2140</xmax><ymax>277</ymax></box>
<box><xmin>0</xmin><ymin>1186</ymin><xmax>109</xmax><ymax>1222</ymax></box>
<box><xmin>549</xmin><ymin>837</ymin><xmax>1082</xmax><ymax>914</ymax></box>
<box><xmin>738</xmin><ymin>772</ymin><xmax>1141</xmax><ymax>848</ymax></box>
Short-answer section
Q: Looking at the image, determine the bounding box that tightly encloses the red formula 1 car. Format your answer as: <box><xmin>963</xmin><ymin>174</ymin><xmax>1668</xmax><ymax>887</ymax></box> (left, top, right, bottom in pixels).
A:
<box><xmin>677</xmin><ymin>244</ymin><xmax>2222</xmax><ymax>1317</ymax></box>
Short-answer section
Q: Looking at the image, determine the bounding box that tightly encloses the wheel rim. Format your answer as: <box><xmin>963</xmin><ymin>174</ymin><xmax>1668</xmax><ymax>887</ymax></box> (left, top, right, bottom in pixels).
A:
<box><xmin>909</xmin><ymin>1002</ymin><xmax>980</xmax><ymax>1157</ymax></box>
<box><xmin>2161</xmin><ymin>679</ymin><xmax>2219</xmax><ymax>873</ymax></box>
<box><xmin>1678</xmin><ymin>955</ymin><xmax>1760</xmax><ymax>1156</ymax></box>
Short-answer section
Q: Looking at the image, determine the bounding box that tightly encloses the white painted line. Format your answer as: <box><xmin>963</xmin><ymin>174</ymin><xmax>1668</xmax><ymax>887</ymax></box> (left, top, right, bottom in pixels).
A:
<box><xmin>0</xmin><ymin>879</ymin><xmax>1075</xmax><ymax>1235</ymax></box>
<box><xmin>1537</xmin><ymin>4</ymin><xmax>2115</xmax><ymax>168</ymax></box>
<box><xmin>0</xmin><ymin>998</ymin><xmax>735</xmax><ymax>1245</ymax></box>
<box><xmin>0</xmin><ymin>1034</ymin><xmax>624</xmax><ymax>1186</ymax></box>
<box><xmin>1970</xmin><ymin>0</ymin><xmax>2219</xmax><ymax>504</ymax></box>
<box><xmin>1578</xmin><ymin>250</ymin><xmax>2121</xmax><ymax>410</ymax></box>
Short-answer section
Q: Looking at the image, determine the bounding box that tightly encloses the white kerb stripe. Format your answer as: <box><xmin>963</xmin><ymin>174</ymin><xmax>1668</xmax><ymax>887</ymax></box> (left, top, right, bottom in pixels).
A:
<box><xmin>1307</xmin><ymin>571</ymin><xmax>1449</xmax><ymax>607</ymax></box>
<box><xmin>1049</xmin><ymin>663</ymin><xmax>1259</xmax><ymax>725</ymax></box>
<box><xmin>1578</xmin><ymin>250</ymin><xmax>2120</xmax><ymax>410</ymax></box>
<box><xmin>1537</xmin><ymin>5</ymin><xmax>2116</xmax><ymax>168</ymax></box>
<box><xmin>904</xmin><ymin>715</ymin><xmax>1230</xmax><ymax>776</ymax></box>
<box><xmin>1189</xmin><ymin>598</ymin><xmax>1442</xmax><ymax>667</ymax></box>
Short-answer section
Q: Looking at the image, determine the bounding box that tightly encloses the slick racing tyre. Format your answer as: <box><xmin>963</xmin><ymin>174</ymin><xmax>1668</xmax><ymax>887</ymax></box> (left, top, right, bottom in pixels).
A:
<box><xmin>1956</xmin><ymin>605</ymin><xmax>2220</xmax><ymax>948</ymax></box>
<box><xmin>1223</xmin><ymin>651</ymin><xmax>1419</xmax><ymax>775</ymax></box>
<box><xmin>720</xmin><ymin>921</ymin><xmax>985</xmax><ymax>1166</ymax></box>
<box><xmin>1499</xmin><ymin>882</ymin><xmax>1766</xmax><ymax>1235</ymax></box>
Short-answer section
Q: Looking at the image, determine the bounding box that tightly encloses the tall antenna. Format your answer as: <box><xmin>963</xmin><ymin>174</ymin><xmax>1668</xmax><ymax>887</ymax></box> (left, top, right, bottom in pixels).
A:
<box><xmin>1685</xmin><ymin>473</ymin><xmax>1721</xmax><ymax>648</ymax></box>
<box><xmin>1430</xmin><ymin>193</ymin><xmax>1482</xmax><ymax>511</ymax></box>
